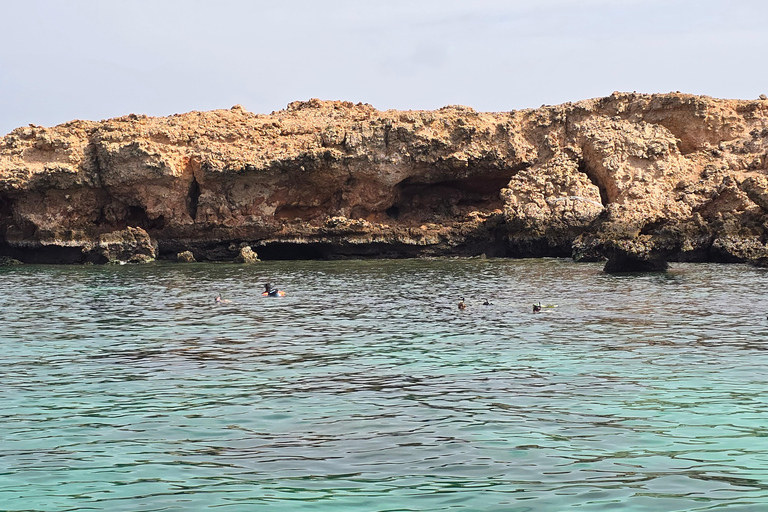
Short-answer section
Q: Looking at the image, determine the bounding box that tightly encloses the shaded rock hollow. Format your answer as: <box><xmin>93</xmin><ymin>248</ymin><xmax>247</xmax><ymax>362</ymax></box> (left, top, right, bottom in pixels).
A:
<box><xmin>2</xmin><ymin>93</ymin><xmax>768</xmax><ymax>269</ymax></box>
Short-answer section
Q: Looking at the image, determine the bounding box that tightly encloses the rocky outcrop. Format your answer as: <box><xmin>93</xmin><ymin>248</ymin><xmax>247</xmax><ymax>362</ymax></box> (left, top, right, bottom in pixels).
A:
<box><xmin>234</xmin><ymin>245</ymin><xmax>259</xmax><ymax>264</ymax></box>
<box><xmin>0</xmin><ymin>256</ymin><xmax>22</xmax><ymax>266</ymax></box>
<box><xmin>176</xmin><ymin>250</ymin><xmax>196</xmax><ymax>263</ymax></box>
<box><xmin>91</xmin><ymin>226</ymin><xmax>157</xmax><ymax>263</ymax></box>
<box><xmin>2</xmin><ymin>93</ymin><xmax>768</xmax><ymax>270</ymax></box>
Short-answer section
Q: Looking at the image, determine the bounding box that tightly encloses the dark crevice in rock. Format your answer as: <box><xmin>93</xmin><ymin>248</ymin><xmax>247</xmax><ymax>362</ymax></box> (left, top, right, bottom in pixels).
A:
<box><xmin>0</xmin><ymin>195</ymin><xmax>12</xmax><ymax>218</ymax></box>
<box><xmin>506</xmin><ymin>234</ymin><xmax>575</xmax><ymax>258</ymax></box>
<box><xmin>94</xmin><ymin>206</ymin><xmax>108</xmax><ymax>227</ymax></box>
<box><xmin>13</xmin><ymin>218</ymin><xmax>38</xmax><ymax>240</ymax></box>
<box><xmin>0</xmin><ymin>242</ymin><xmax>86</xmax><ymax>264</ymax></box>
<box><xmin>603</xmin><ymin>253</ymin><xmax>669</xmax><ymax>273</ymax></box>
<box><xmin>90</xmin><ymin>190</ymin><xmax>119</xmax><ymax>229</ymax></box>
<box><xmin>0</xmin><ymin>195</ymin><xmax>13</xmax><ymax>240</ymax></box>
<box><xmin>156</xmin><ymin>240</ymin><xmax>235</xmax><ymax>261</ymax></box>
<box><xmin>578</xmin><ymin>159</ymin><xmax>609</xmax><ymax>207</ymax></box>
<box><xmin>383</xmin><ymin>124</ymin><xmax>391</xmax><ymax>150</ymax></box>
<box><xmin>256</xmin><ymin>239</ymin><xmax>509</xmax><ymax>261</ymax></box>
<box><xmin>125</xmin><ymin>205</ymin><xmax>166</xmax><ymax>231</ymax></box>
<box><xmin>640</xmin><ymin>219</ymin><xmax>667</xmax><ymax>235</ymax></box>
<box><xmin>0</xmin><ymin>239</ymin><xmax>13</xmax><ymax>260</ymax></box>
<box><xmin>86</xmin><ymin>137</ymin><xmax>107</xmax><ymax>187</ymax></box>
<box><xmin>451</xmin><ymin>217</ymin><xmax>511</xmax><ymax>258</ymax></box>
<box><xmin>256</xmin><ymin>241</ymin><xmax>426</xmax><ymax>260</ymax></box>
<box><xmin>274</xmin><ymin>204</ymin><xmax>327</xmax><ymax>221</ymax></box>
<box><xmin>256</xmin><ymin>242</ymin><xmax>332</xmax><ymax>260</ymax></box>
<box><xmin>389</xmin><ymin>172</ymin><xmax>511</xmax><ymax>222</ymax></box>
<box><xmin>187</xmin><ymin>176</ymin><xmax>201</xmax><ymax>221</ymax></box>
<box><xmin>84</xmin><ymin>252</ymin><xmax>109</xmax><ymax>264</ymax></box>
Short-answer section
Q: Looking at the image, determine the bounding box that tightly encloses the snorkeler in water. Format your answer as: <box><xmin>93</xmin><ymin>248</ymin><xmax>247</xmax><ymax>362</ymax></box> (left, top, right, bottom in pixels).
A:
<box><xmin>262</xmin><ymin>283</ymin><xmax>285</xmax><ymax>297</ymax></box>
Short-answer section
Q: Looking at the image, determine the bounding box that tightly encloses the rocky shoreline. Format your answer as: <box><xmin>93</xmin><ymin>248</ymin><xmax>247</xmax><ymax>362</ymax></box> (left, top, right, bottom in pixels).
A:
<box><xmin>2</xmin><ymin>92</ymin><xmax>768</xmax><ymax>271</ymax></box>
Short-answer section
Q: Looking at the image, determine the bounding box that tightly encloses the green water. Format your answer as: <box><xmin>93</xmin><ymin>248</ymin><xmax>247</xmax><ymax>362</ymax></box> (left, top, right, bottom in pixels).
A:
<box><xmin>1</xmin><ymin>259</ymin><xmax>767</xmax><ymax>511</ymax></box>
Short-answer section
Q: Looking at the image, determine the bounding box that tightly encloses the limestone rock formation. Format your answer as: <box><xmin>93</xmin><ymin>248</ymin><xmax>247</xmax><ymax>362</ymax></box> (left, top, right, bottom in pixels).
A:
<box><xmin>2</xmin><ymin>93</ymin><xmax>768</xmax><ymax>270</ymax></box>
<box><xmin>176</xmin><ymin>250</ymin><xmax>196</xmax><ymax>263</ymax></box>
<box><xmin>234</xmin><ymin>245</ymin><xmax>259</xmax><ymax>264</ymax></box>
<box><xmin>91</xmin><ymin>226</ymin><xmax>157</xmax><ymax>263</ymax></box>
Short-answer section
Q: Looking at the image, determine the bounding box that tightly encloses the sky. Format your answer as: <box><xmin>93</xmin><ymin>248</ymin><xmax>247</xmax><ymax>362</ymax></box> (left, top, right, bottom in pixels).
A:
<box><xmin>1</xmin><ymin>0</ymin><xmax>767</xmax><ymax>135</ymax></box>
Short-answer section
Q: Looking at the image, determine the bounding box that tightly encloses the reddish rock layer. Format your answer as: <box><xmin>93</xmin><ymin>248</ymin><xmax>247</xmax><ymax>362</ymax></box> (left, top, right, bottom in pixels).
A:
<box><xmin>1</xmin><ymin>93</ymin><xmax>768</xmax><ymax>269</ymax></box>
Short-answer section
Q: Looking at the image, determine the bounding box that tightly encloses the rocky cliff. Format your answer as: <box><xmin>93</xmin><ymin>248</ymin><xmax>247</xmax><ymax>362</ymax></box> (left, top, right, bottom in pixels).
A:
<box><xmin>2</xmin><ymin>92</ymin><xmax>768</xmax><ymax>270</ymax></box>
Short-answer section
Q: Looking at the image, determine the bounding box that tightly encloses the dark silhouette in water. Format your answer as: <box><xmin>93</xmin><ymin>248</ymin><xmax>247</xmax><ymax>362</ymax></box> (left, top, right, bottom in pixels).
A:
<box><xmin>533</xmin><ymin>302</ymin><xmax>542</xmax><ymax>313</ymax></box>
<box><xmin>458</xmin><ymin>297</ymin><xmax>467</xmax><ymax>310</ymax></box>
<box><xmin>263</xmin><ymin>283</ymin><xmax>285</xmax><ymax>297</ymax></box>
<box><xmin>482</xmin><ymin>298</ymin><xmax>493</xmax><ymax>306</ymax></box>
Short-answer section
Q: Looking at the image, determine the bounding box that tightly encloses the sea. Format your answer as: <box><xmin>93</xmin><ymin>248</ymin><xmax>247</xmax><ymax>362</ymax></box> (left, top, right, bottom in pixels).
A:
<box><xmin>1</xmin><ymin>258</ymin><xmax>767</xmax><ymax>512</ymax></box>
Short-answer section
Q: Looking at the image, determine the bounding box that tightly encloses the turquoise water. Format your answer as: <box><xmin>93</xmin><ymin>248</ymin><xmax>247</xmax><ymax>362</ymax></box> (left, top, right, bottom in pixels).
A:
<box><xmin>1</xmin><ymin>259</ymin><xmax>768</xmax><ymax>511</ymax></box>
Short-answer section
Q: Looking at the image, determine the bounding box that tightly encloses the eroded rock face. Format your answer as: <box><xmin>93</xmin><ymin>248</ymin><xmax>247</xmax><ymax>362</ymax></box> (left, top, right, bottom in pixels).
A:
<box><xmin>176</xmin><ymin>250</ymin><xmax>196</xmax><ymax>263</ymax></box>
<box><xmin>234</xmin><ymin>246</ymin><xmax>259</xmax><ymax>264</ymax></box>
<box><xmin>2</xmin><ymin>93</ymin><xmax>768</xmax><ymax>269</ymax></box>
<box><xmin>91</xmin><ymin>226</ymin><xmax>157</xmax><ymax>263</ymax></box>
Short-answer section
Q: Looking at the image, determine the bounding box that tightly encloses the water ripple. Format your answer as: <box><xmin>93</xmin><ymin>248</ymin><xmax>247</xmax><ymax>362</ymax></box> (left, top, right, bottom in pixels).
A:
<box><xmin>1</xmin><ymin>260</ymin><xmax>768</xmax><ymax>510</ymax></box>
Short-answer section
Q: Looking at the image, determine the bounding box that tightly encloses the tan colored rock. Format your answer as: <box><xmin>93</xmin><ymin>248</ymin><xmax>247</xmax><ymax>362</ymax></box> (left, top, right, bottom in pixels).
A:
<box><xmin>176</xmin><ymin>250</ymin><xmax>196</xmax><ymax>262</ymax></box>
<box><xmin>2</xmin><ymin>93</ymin><xmax>768</xmax><ymax>269</ymax></box>
<box><xmin>234</xmin><ymin>246</ymin><xmax>259</xmax><ymax>263</ymax></box>
<box><xmin>711</xmin><ymin>235</ymin><xmax>768</xmax><ymax>262</ymax></box>
<box><xmin>92</xmin><ymin>227</ymin><xmax>157</xmax><ymax>263</ymax></box>
<box><xmin>502</xmin><ymin>153</ymin><xmax>604</xmax><ymax>253</ymax></box>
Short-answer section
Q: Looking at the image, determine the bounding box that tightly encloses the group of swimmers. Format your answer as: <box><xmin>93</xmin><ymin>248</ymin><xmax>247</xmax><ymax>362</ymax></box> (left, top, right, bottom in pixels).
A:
<box><xmin>458</xmin><ymin>297</ymin><xmax>544</xmax><ymax>313</ymax></box>
<box><xmin>215</xmin><ymin>286</ymin><xmax>542</xmax><ymax>313</ymax></box>
<box><xmin>215</xmin><ymin>283</ymin><xmax>284</xmax><ymax>303</ymax></box>
<box><xmin>457</xmin><ymin>297</ymin><xmax>493</xmax><ymax>310</ymax></box>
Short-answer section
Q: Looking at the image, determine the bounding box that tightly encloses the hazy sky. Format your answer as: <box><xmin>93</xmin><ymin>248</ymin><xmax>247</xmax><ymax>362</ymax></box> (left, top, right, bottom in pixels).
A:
<box><xmin>1</xmin><ymin>0</ymin><xmax>766</xmax><ymax>135</ymax></box>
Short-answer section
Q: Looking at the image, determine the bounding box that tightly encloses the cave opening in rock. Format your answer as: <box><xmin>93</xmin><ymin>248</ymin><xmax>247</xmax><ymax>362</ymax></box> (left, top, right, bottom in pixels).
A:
<box><xmin>0</xmin><ymin>239</ymin><xmax>13</xmax><ymax>259</ymax></box>
<box><xmin>187</xmin><ymin>176</ymin><xmax>201</xmax><ymax>221</ymax></box>
<box><xmin>387</xmin><ymin>171</ymin><xmax>512</xmax><ymax>223</ymax></box>
<box><xmin>385</xmin><ymin>205</ymin><xmax>400</xmax><ymax>219</ymax></box>
<box><xmin>125</xmin><ymin>205</ymin><xmax>166</xmax><ymax>231</ymax></box>
<box><xmin>0</xmin><ymin>243</ymin><xmax>85</xmax><ymax>264</ymax></box>
<box><xmin>0</xmin><ymin>195</ymin><xmax>12</xmax><ymax>243</ymax></box>
<box><xmin>256</xmin><ymin>242</ymin><xmax>330</xmax><ymax>260</ymax></box>
<box><xmin>578</xmin><ymin>160</ymin><xmax>610</xmax><ymax>207</ymax></box>
<box><xmin>0</xmin><ymin>195</ymin><xmax>11</xmax><ymax>218</ymax></box>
